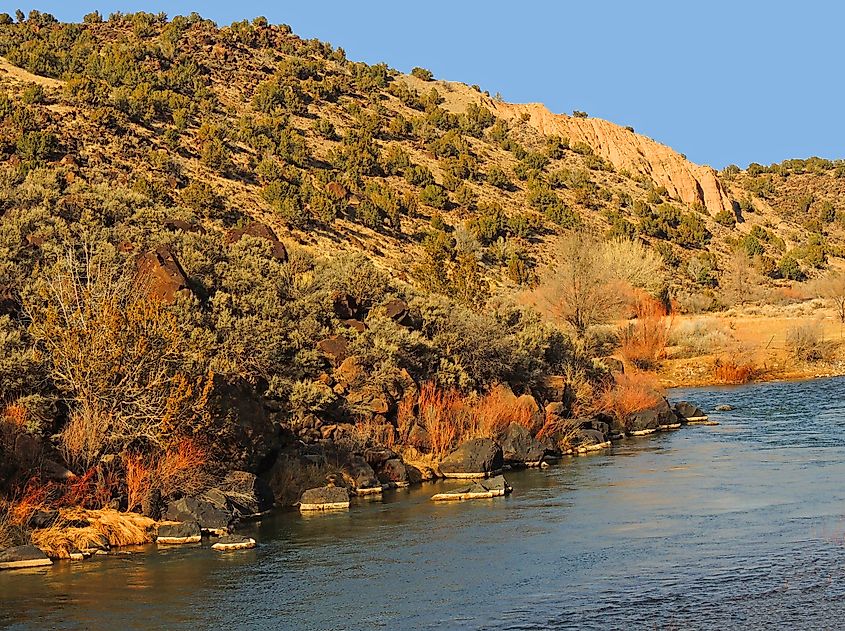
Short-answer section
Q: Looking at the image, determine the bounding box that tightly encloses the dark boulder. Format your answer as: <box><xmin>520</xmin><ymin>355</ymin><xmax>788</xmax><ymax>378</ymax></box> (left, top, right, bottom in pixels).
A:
<box><xmin>576</xmin><ymin>428</ymin><xmax>609</xmax><ymax>449</ymax></box>
<box><xmin>163</xmin><ymin>496</ymin><xmax>232</xmax><ymax>534</ymax></box>
<box><xmin>500</xmin><ymin>423</ymin><xmax>547</xmax><ymax>466</ymax></box>
<box><xmin>382</xmin><ymin>298</ymin><xmax>412</xmax><ymax>326</ymax></box>
<box><xmin>225</xmin><ymin>222</ymin><xmax>288</xmax><ymax>261</ymax></box>
<box><xmin>316</xmin><ymin>336</ymin><xmax>349</xmax><ymax>365</ymax></box>
<box><xmin>439</xmin><ymin>438</ymin><xmax>504</xmax><ymax>478</ymax></box>
<box><xmin>406</xmin><ymin>424</ymin><xmax>431</xmax><ymax>451</ymax></box>
<box><xmin>674</xmin><ymin>401</ymin><xmax>708</xmax><ymax>421</ymax></box>
<box><xmin>363</xmin><ymin>447</ymin><xmax>399</xmax><ymax>470</ymax></box>
<box><xmin>341</xmin><ymin>454</ymin><xmax>381</xmax><ymax>491</ymax></box>
<box><xmin>626</xmin><ymin>398</ymin><xmax>677</xmax><ymax>435</ymax></box>
<box><xmin>198</xmin><ymin>373</ymin><xmax>279</xmax><ymax>473</ymax></box>
<box><xmin>216</xmin><ymin>470</ymin><xmax>275</xmax><ymax>517</ymax></box>
<box><xmin>299</xmin><ymin>485</ymin><xmax>350</xmax><ymax>511</ymax></box>
<box><xmin>156</xmin><ymin>521</ymin><xmax>201</xmax><ymax>544</ymax></box>
<box><xmin>137</xmin><ymin>246</ymin><xmax>191</xmax><ymax>304</ymax></box>
<box><xmin>163</xmin><ymin>219</ymin><xmax>206</xmax><ymax>234</ymax></box>
<box><xmin>0</xmin><ymin>545</ymin><xmax>52</xmax><ymax>570</ymax></box>
<box><xmin>377</xmin><ymin>458</ymin><xmax>409</xmax><ymax>487</ymax></box>
<box><xmin>341</xmin><ymin>319</ymin><xmax>367</xmax><ymax>333</ymax></box>
<box><xmin>332</xmin><ymin>293</ymin><xmax>359</xmax><ymax>320</ymax></box>
<box><xmin>715</xmin><ymin>404</ymin><xmax>734</xmax><ymax>412</ymax></box>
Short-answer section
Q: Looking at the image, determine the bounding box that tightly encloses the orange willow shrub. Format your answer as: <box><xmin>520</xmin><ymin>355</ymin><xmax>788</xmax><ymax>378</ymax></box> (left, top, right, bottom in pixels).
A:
<box><xmin>598</xmin><ymin>371</ymin><xmax>663</xmax><ymax>421</ymax></box>
<box><xmin>712</xmin><ymin>358</ymin><xmax>756</xmax><ymax>384</ymax></box>
<box><xmin>125</xmin><ymin>439</ymin><xmax>210</xmax><ymax>512</ymax></box>
<box><xmin>619</xmin><ymin>293</ymin><xmax>673</xmax><ymax>369</ymax></box>
<box><xmin>415</xmin><ymin>382</ymin><xmax>540</xmax><ymax>458</ymax></box>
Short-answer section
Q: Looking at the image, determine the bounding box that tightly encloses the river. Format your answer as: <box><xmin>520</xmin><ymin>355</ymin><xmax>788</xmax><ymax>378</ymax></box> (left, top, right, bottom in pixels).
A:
<box><xmin>3</xmin><ymin>377</ymin><xmax>845</xmax><ymax>630</ymax></box>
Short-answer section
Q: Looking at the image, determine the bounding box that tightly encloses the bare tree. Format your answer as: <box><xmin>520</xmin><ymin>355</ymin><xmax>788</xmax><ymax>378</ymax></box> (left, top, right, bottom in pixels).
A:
<box><xmin>536</xmin><ymin>233</ymin><xmax>626</xmax><ymax>342</ymax></box>
<box><xmin>816</xmin><ymin>271</ymin><xmax>845</xmax><ymax>324</ymax></box>
<box><xmin>23</xmin><ymin>246</ymin><xmax>194</xmax><ymax>468</ymax></box>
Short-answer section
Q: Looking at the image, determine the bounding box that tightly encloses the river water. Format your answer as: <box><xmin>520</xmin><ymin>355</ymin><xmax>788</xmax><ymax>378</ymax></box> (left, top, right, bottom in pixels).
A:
<box><xmin>3</xmin><ymin>377</ymin><xmax>845</xmax><ymax>630</ymax></box>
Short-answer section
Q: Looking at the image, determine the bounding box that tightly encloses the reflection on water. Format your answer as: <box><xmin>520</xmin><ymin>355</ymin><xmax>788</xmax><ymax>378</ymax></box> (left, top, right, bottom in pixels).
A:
<box><xmin>4</xmin><ymin>377</ymin><xmax>845</xmax><ymax>630</ymax></box>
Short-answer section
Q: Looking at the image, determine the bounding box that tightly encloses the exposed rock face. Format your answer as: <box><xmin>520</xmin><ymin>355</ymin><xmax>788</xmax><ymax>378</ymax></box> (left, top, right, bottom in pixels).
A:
<box><xmin>299</xmin><ymin>486</ymin><xmax>350</xmax><ymax>511</ymax></box>
<box><xmin>316</xmin><ymin>336</ymin><xmax>349</xmax><ymax>365</ymax></box>
<box><xmin>492</xmin><ymin>102</ymin><xmax>734</xmax><ymax>215</ymax></box>
<box><xmin>0</xmin><ymin>545</ymin><xmax>52</xmax><ymax>570</ymax></box>
<box><xmin>217</xmin><ymin>470</ymin><xmax>275</xmax><ymax>517</ymax></box>
<box><xmin>500</xmin><ymin>423</ymin><xmax>547</xmax><ymax>466</ymax></box>
<box><xmin>137</xmin><ymin>246</ymin><xmax>191</xmax><ymax>304</ymax></box>
<box><xmin>224</xmin><ymin>221</ymin><xmax>288</xmax><ymax>261</ymax></box>
<box><xmin>439</xmin><ymin>438</ymin><xmax>504</xmax><ymax>478</ymax></box>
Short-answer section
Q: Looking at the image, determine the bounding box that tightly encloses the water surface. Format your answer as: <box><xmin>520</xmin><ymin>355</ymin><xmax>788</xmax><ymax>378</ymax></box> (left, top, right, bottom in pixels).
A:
<box><xmin>3</xmin><ymin>377</ymin><xmax>845</xmax><ymax>630</ymax></box>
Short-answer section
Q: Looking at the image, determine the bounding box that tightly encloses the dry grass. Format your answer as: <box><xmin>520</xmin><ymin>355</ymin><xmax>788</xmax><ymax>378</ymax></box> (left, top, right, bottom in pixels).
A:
<box><xmin>59</xmin><ymin>401</ymin><xmax>110</xmax><ymax>471</ymax></box>
<box><xmin>536</xmin><ymin>416</ymin><xmax>582</xmax><ymax>452</ymax></box>
<box><xmin>712</xmin><ymin>358</ymin><xmax>757</xmax><ymax>384</ymax></box>
<box><xmin>125</xmin><ymin>439</ymin><xmax>211</xmax><ymax>512</ymax></box>
<box><xmin>418</xmin><ymin>382</ymin><xmax>463</xmax><ymax>459</ymax></box>
<box><xmin>598</xmin><ymin>371</ymin><xmax>663</xmax><ymax>421</ymax></box>
<box><xmin>30</xmin><ymin>508</ymin><xmax>155</xmax><ymax>558</ymax></box>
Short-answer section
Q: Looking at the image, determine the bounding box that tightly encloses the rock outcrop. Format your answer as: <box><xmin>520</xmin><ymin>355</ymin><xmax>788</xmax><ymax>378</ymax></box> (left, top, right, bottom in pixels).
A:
<box><xmin>492</xmin><ymin>102</ymin><xmax>734</xmax><ymax>215</ymax></box>
<box><xmin>0</xmin><ymin>545</ymin><xmax>52</xmax><ymax>570</ymax></box>
<box><xmin>439</xmin><ymin>438</ymin><xmax>504</xmax><ymax>478</ymax></box>
<box><xmin>299</xmin><ymin>486</ymin><xmax>350</xmax><ymax>511</ymax></box>
<box><xmin>137</xmin><ymin>246</ymin><xmax>191</xmax><ymax>304</ymax></box>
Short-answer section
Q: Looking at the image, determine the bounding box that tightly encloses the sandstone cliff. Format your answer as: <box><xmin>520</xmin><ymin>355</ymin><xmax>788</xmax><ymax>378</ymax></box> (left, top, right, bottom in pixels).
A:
<box><xmin>491</xmin><ymin>102</ymin><xmax>734</xmax><ymax>215</ymax></box>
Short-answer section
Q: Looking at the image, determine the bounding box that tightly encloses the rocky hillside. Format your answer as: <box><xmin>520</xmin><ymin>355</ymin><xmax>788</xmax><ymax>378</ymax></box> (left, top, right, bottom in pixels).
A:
<box><xmin>1</xmin><ymin>10</ymin><xmax>841</xmax><ymax>309</ymax></box>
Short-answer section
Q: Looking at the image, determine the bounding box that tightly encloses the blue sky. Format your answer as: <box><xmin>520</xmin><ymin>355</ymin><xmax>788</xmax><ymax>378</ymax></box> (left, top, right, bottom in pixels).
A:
<box><xmin>24</xmin><ymin>1</ymin><xmax>844</xmax><ymax>169</ymax></box>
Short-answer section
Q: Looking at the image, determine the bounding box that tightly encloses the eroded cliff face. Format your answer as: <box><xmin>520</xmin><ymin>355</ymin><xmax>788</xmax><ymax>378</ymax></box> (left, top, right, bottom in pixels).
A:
<box><xmin>491</xmin><ymin>102</ymin><xmax>734</xmax><ymax>215</ymax></box>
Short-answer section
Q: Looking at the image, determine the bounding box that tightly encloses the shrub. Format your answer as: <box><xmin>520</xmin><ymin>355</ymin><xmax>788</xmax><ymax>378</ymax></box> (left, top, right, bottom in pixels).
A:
<box><xmin>714</xmin><ymin>209</ymin><xmax>736</xmax><ymax>227</ymax></box>
<box><xmin>786</xmin><ymin>320</ymin><xmax>828</xmax><ymax>362</ymax></box>
<box><xmin>486</xmin><ymin>165</ymin><xmax>511</xmax><ymax>190</ymax></box>
<box><xmin>411</xmin><ymin>67</ymin><xmax>434</xmax><ymax>81</ymax></box>
<box><xmin>418</xmin><ymin>184</ymin><xmax>448</xmax><ymax>209</ymax></box>
<box><xmin>618</xmin><ymin>295</ymin><xmax>672</xmax><ymax>369</ymax></box>
<box><xmin>598</xmin><ymin>371</ymin><xmax>663</xmax><ymax>426</ymax></box>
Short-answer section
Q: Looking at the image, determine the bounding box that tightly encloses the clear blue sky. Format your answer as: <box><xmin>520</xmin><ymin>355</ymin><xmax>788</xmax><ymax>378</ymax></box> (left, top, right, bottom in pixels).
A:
<box><xmin>24</xmin><ymin>1</ymin><xmax>844</xmax><ymax>169</ymax></box>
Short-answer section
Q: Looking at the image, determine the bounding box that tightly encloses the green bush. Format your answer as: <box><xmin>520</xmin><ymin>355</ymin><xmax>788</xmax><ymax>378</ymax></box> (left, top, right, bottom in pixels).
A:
<box><xmin>411</xmin><ymin>66</ymin><xmax>434</xmax><ymax>81</ymax></box>
<box><xmin>419</xmin><ymin>184</ymin><xmax>449</xmax><ymax>209</ymax></box>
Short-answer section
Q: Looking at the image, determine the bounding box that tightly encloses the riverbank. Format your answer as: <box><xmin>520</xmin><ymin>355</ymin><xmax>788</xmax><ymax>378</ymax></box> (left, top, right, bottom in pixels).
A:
<box><xmin>656</xmin><ymin>305</ymin><xmax>845</xmax><ymax>387</ymax></box>
<box><xmin>0</xmin><ymin>395</ymin><xmax>713</xmax><ymax>569</ymax></box>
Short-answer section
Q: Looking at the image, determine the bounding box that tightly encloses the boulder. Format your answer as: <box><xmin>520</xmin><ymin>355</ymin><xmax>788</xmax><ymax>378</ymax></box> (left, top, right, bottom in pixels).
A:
<box><xmin>500</xmin><ymin>423</ymin><xmax>547</xmax><ymax>466</ymax></box>
<box><xmin>299</xmin><ymin>486</ymin><xmax>350</xmax><ymax>511</ymax></box>
<box><xmin>341</xmin><ymin>454</ymin><xmax>382</xmax><ymax>492</ymax></box>
<box><xmin>715</xmin><ymin>404</ymin><xmax>734</xmax><ymax>412</ymax></box>
<box><xmin>382</xmin><ymin>298</ymin><xmax>412</xmax><ymax>326</ymax></box>
<box><xmin>0</xmin><ymin>545</ymin><xmax>52</xmax><ymax>570</ymax></box>
<box><xmin>363</xmin><ymin>447</ymin><xmax>399</xmax><ymax>470</ymax></box>
<box><xmin>163</xmin><ymin>219</ymin><xmax>206</xmax><ymax>234</ymax></box>
<box><xmin>575</xmin><ymin>429</ymin><xmax>611</xmax><ymax>453</ymax></box>
<box><xmin>674</xmin><ymin>401</ymin><xmax>709</xmax><ymax>422</ymax></box>
<box><xmin>316</xmin><ymin>336</ymin><xmax>349</xmax><ymax>365</ymax></box>
<box><xmin>439</xmin><ymin>438</ymin><xmax>504</xmax><ymax>478</ymax></box>
<box><xmin>431</xmin><ymin>475</ymin><xmax>512</xmax><ymax>502</ymax></box>
<box><xmin>225</xmin><ymin>222</ymin><xmax>287</xmax><ymax>261</ymax></box>
<box><xmin>346</xmin><ymin>387</ymin><xmax>391</xmax><ymax>416</ymax></box>
<box><xmin>163</xmin><ymin>496</ymin><xmax>232</xmax><ymax>535</ymax></box>
<box><xmin>212</xmin><ymin>535</ymin><xmax>257</xmax><ymax>551</ymax></box>
<box><xmin>406</xmin><ymin>424</ymin><xmax>431</xmax><ymax>451</ymax></box>
<box><xmin>626</xmin><ymin>398</ymin><xmax>678</xmax><ymax>435</ymax></box>
<box><xmin>137</xmin><ymin>246</ymin><xmax>191</xmax><ymax>304</ymax></box>
<box><xmin>198</xmin><ymin>373</ymin><xmax>280</xmax><ymax>473</ymax></box>
<box><xmin>341</xmin><ymin>319</ymin><xmax>367</xmax><ymax>333</ymax></box>
<box><xmin>216</xmin><ymin>470</ymin><xmax>275</xmax><ymax>518</ymax></box>
<box><xmin>332</xmin><ymin>293</ymin><xmax>359</xmax><ymax>320</ymax></box>
<box><xmin>377</xmin><ymin>458</ymin><xmax>409</xmax><ymax>488</ymax></box>
<box><xmin>156</xmin><ymin>521</ymin><xmax>201</xmax><ymax>545</ymax></box>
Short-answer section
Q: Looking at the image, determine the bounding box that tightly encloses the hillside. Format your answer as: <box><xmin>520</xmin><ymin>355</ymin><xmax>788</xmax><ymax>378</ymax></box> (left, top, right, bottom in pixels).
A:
<box><xmin>0</xmin><ymin>10</ymin><xmax>841</xmax><ymax>310</ymax></box>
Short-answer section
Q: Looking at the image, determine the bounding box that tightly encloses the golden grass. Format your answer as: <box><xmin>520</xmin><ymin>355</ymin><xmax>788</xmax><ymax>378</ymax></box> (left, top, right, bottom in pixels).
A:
<box><xmin>125</xmin><ymin>439</ymin><xmax>211</xmax><ymax>512</ymax></box>
<box><xmin>712</xmin><ymin>358</ymin><xmax>756</xmax><ymax>384</ymax></box>
<box><xmin>619</xmin><ymin>294</ymin><xmax>673</xmax><ymax>369</ymax></box>
<box><xmin>30</xmin><ymin>508</ymin><xmax>155</xmax><ymax>558</ymax></box>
